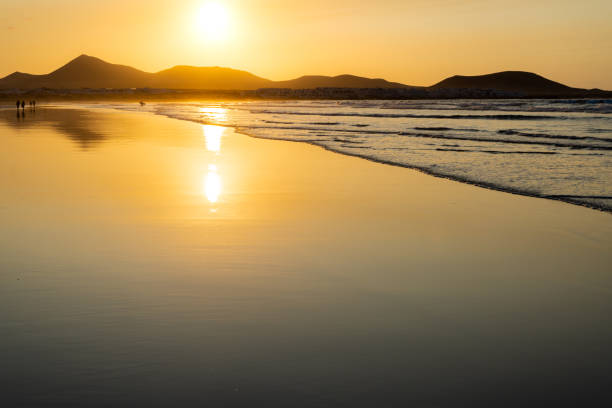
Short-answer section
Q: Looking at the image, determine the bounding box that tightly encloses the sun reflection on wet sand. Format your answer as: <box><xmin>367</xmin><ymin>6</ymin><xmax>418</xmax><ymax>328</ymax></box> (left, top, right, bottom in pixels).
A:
<box><xmin>203</xmin><ymin>125</ymin><xmax>224</xmax><ymax>153</ymax></box>
<box><xmin>204</xmin><ymin>164</ymin><xmax>222</xmax><ymax>204</ymax></box>
<box><xmin>202</xmin><ymin>124</ymin><xmax>225</xmax><ymax>206</ymax></box>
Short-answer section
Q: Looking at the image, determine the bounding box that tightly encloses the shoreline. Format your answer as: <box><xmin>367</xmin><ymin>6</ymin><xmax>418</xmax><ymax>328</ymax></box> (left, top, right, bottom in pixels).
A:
<box><xmin>11</xmin><ymin>103</ymin><xmax>610</xmax><ymax>213</ymax></box>
<box><xmin>79</xmin><ymin>103</ymin><xmax>610</xmax><ymax>214</ymax></box>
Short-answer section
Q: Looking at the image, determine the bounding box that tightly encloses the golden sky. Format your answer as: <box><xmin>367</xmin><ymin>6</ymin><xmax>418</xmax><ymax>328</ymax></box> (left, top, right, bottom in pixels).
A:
<box><xmin>1</xmin><ymin>0</ymin><xmax>611</xmax><ymax>88</ymax></box>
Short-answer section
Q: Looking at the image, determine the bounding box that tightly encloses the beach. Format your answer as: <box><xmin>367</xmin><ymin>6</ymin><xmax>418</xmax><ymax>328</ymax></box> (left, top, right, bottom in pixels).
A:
<box><xmin>97</xmin><ymin>99</ymin><xmax>612</xmax><ymax>212</ymax></box>
<box><xmin>1</xmin><ymin>107</ymin><xmax>611</xmax><ymax>407</ymax></box>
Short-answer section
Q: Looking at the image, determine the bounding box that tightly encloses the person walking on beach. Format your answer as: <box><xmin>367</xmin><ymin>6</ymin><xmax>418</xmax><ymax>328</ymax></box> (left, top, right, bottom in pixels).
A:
<box><xmin>21</xmin><ymin>101</ymin><xmax>25</xmax><ymax>110</ymax></box>
<box><xmin>16</xmin><ymin>101</ymin><xmax>20</xmax><ymax>110</ymax></box>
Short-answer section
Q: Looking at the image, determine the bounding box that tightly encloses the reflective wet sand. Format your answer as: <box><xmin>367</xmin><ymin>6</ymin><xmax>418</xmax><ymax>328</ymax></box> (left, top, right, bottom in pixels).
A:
<box><xmin>1</xmin><ymin>107</ymin><xmax>611</xmax><ymax>407</ymax></box>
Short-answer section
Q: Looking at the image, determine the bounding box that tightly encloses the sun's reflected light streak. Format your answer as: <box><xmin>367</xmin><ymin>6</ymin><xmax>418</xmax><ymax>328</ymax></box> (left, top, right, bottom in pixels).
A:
<box><xmin>201</xmin><ymin>122</ymin><xmax>226</xmax><ymax>208</ymax></box>
<box><xmin>203</xmin><ymin>125</ymin><xmax>224</xmax><ymax>153</ymax></box>
<box><xmin>204</xmin><ymin>165</ymin><xmax>222</xmax><ymax>204</ymax></box>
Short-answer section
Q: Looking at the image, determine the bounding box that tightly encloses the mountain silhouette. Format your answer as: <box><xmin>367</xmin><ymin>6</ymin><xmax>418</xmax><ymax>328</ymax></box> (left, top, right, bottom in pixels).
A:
<box><xmin>430</xmin><ymin>71</ymin><xmax>602</xmax><ymax>96</ymax></box>
<box><xmin>0</xmin><ymin>55</ymin><xmax>414</xmax><ymax>90</ymax></box>
<box><xmin>0</xmin><ymin>55</ymin><xmax>609</xmax><ymax>97</ymax></box>
<box><xmin>151</xmin><ymin>65</ymin><xmax>270</xmax><ymax>89</ymax></box>
<box><xmin>2</xmin><ymin>55</ymin><xmax>153</xmax><ymax>89</ymax></box>
<box><xmin>273</xmin><ymin>74</ymin><xmax>409</xmax><ymax>89</ymax></box>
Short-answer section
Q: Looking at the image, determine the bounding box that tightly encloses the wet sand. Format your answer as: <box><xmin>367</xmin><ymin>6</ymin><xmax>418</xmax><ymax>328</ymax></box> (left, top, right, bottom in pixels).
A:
<box><xmin>1</xmin><ymin>107</ymin><xmax>611</xmax><ymax>407</ymax></box>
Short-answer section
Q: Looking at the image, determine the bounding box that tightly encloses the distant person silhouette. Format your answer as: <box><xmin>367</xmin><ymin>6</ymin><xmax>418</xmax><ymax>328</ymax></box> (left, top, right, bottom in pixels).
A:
<box><xmin>16</xmin><ymin>101</ymin><xmax>20</xmax><ymax>110</ymax></box>
<box><xmin>33</xmin><ymin>100</ymin><xmax>36</xmax><ymax>109</ymax></box>
<box><xmin>21</xmin><ymin>101</ymin><xmax>25</xmax><ymax>110</ymax></box>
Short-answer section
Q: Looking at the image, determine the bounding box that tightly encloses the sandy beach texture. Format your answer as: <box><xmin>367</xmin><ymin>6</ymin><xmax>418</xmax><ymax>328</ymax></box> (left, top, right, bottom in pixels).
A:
<box><xmin>1</xmin><ymin>107</ymin><xmax>611</xmax><ymax>407</ymax></box>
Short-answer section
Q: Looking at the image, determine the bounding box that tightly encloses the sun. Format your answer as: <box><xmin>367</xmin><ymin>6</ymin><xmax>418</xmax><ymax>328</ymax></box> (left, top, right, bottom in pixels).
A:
<box><xmin>195</xmin><ymin>2</ymin><xmax>229</xmax><ymax>42</ymax></box>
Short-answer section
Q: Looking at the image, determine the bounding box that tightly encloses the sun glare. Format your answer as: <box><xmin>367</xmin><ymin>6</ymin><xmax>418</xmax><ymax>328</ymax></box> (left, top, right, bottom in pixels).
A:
<box><xmin>196</xmin><ymin>2</ymin><xmax>229</xmax><ymax>42</ymax></box>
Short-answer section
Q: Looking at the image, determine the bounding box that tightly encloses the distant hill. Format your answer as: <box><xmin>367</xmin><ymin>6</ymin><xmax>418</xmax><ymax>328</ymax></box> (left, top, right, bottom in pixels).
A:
<box><xmin>1</xmin><ymin>55</ymin><xmax>154</xmax><ymax>89</ymax></box>
<box><xmin>0</xmin><ymin>55</ymin><xmax>415</xmax><ymax>90</ymax></box>
<box><xmin>151</xmin><ymin>65</ymin><xmax>271</xmax><ymax>90</ymax></box>
<box><xmin>274</xmin><ymin>74</ymin><xmax>410</xmax><ymax>89</ymax></box>
<box><xmin>1</xmin><ymin>56</ymin><xmax>609</xmax><ymax>98</ymax></box>
<box><xmin>430</xmin><ymin>71</ymin><xmax>607</xmax><ymax>96</ymax></box>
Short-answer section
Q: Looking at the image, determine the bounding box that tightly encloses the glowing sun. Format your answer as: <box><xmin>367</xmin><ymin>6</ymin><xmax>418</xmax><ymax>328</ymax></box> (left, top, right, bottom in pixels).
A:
<box><xmin>196</xmin><ymin>2</ymin><xmax>229</xmax><ymax>41</ymax></box>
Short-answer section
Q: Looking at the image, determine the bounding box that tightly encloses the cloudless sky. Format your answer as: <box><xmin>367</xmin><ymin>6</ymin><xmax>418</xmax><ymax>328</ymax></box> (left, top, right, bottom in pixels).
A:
<box><xmin>1</xmin><ymin>0</ymin><xmax>610</xmax><ymax>88</ymax></box>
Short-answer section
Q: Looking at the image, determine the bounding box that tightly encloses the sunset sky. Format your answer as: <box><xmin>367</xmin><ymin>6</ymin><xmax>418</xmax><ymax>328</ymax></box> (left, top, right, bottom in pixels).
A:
<box><xmin>1</xmin><ymin>0</ymin><xmax>610</xmax><ymax>88</ymax></box>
